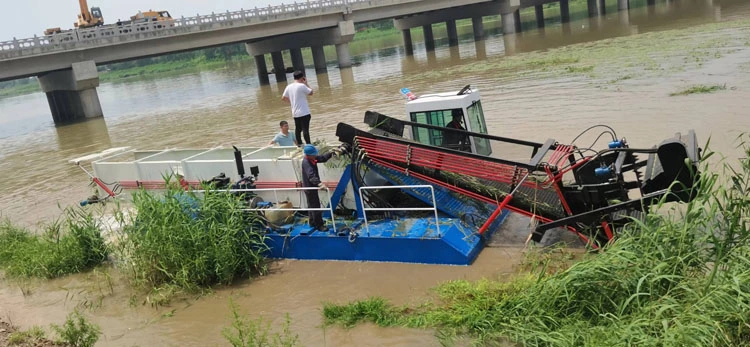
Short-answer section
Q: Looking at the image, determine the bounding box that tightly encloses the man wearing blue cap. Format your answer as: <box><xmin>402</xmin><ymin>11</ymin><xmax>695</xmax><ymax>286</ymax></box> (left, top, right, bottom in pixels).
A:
<box><xmin>301</xmin><ymin>144</ymin><xmax>341</xmax><ymax>231</ymax></box>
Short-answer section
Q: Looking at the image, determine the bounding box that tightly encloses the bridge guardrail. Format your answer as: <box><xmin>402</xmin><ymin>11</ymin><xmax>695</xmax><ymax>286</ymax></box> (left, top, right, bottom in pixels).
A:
<box><xmin>0</xmin><ymin>0</ymin><xmax>369</xmax><ymax>57</ymax></box>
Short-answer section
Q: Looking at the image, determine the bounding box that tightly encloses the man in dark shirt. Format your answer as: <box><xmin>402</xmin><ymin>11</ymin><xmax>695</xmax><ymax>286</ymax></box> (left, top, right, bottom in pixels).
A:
<box><xmin>443</xmin><ymin>109</ymin><xmax>469</xmax><ymax>151</ymax></box>
<box><xmin>301</xmin><ymin>144</ymin><xmax>338</xmax><ymax>231</ymax></box>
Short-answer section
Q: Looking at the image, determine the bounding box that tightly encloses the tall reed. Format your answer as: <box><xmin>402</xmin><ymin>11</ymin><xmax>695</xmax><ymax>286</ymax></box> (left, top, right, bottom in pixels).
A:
<box><xmin>323</xmin><ymin>139</ymin><xmax>750</xmax><ymax>346</ymax></box>
<box><xmin>115</xmin><ymin>183</ymin><xmax>269</xmax><ymax>296</ymax></box>
<box><xmin>0</xmin><ymin>207</ymin><xmax>108</xmax><ymax>278</ymax></box>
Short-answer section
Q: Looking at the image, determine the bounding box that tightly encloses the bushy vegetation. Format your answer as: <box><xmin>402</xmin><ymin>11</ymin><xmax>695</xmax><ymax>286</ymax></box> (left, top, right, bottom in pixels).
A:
<box><xmin>113</xmin><ymin>184</ymin><xmax>268</xmax><ymax>299</ymax></box>
<box><xmin>222</xmin><ymin>299</ymin><xmax>299</xmax><ymax>347</ymax></box>
<box><xmin>323</xmin><ymin>140</ymin><xmax>750</xmax><ymax>346</ymax></box>
<box><xmin>0</xmin><ymin>208</ymin><xmax>108</xmax><ymax>278</ymax></box>
<box><xmin>51</xmin><ymin>310</ymin><xmax>101</xmax><ymax>347</ymax></box>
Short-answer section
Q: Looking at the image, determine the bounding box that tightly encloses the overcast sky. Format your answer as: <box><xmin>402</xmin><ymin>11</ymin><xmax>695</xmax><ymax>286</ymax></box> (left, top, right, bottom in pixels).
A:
<box><xmin>2</xmin><ymin>0</ymin><xmax>287</xmax><ymax>40</ymax></box>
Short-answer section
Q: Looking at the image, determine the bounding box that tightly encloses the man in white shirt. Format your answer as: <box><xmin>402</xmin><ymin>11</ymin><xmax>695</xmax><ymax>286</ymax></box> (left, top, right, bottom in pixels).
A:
<box><xmin>269</xmin><ymin>120</ymin><xmax>298</xmax><ymax>147</ymax></box>
<box><xmin>281</xmin><ymin>71</ymin><xmax>314</xmax><ymax>145</ymax></box>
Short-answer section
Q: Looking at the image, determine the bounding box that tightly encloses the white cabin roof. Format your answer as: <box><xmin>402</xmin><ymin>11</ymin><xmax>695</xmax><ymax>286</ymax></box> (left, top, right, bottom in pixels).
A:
<box><xmin>404</xmin><ymin>89</ymin><xmax>481</xmax><ymax>114</ymax></box>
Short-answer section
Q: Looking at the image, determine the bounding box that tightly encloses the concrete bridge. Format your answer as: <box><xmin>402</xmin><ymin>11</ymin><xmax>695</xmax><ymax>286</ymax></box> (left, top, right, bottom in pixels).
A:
<box><xmin>0</xmin><ymin>0</ymin><xmax>634</xmax><ymax>124</ymax></box>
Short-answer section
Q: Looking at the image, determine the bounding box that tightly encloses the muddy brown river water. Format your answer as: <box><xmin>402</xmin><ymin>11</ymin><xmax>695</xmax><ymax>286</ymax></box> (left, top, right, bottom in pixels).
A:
<box><xmin>1</xmin><ymin>0</ymin><xmax>750</xmax><ymax>345</ymax></box>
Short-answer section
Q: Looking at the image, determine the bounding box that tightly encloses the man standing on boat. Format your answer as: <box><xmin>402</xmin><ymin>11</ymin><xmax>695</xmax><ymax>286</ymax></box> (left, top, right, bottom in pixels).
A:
<box><xmin>301</xmin><ymin>144</ymin><xmax>340</xmax><ymax>231</ymax></box>
<box><xmin>282</xmin><ymin>71</ymin><xmax>314</xmax><ymax>146</ymax></box>
<box><xmin>268</xmin><ymin>120</ymin><xmax>298</xmax><ymax>147</ymax></box>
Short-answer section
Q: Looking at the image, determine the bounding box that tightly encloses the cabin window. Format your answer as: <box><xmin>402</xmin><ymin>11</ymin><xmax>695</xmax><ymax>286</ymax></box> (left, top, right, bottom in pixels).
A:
<box><xmin>410</xmin><ymin>110</ymin><xmax>456</xmax><ymax>146</ymax></box>
<box><xmin>467</xmin><ymin>101</ymin><xmax>492</xmax><ymax>155</ymax></box>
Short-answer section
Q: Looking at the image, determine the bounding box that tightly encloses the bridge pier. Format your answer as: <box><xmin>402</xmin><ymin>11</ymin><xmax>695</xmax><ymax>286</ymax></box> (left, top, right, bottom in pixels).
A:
<box><xmin>290</xmin><ymin>48</ymin><xmax>305</xmax><ymax>72</ymax></box>
<box><xmin>618</xmin><ymin>0</ymin><xmax>629</xmax><ymax>10</ymax></box>
<box><xmin>245</xmin><ymin>21</ymin><xmax>354</xmax><ymax>81</ymax></box>
<box><xmin>446</xmin><ymin>20</ymin><xmax>458</xmax><ymax>46</ymax></box>
<box><xmin>499</xmin><ymin>0</ymin><xmax>521</xmax><ymax>34</ymax></box>
<box><xmin>402</xmin><ymin>29</ymin><xmax>414</xmax><ymax>55</ymax></box>
<box><xmin>423</xmin><ymin>25</ymin><xmax>435</xmax><ymax>51</ymax></box>
<box><xmin>587</xmin><ymin>0</ymin><xmax>598</xmax><ymax>17</ymax></box>
<box><xmin>311</xmin><ymin>46</ymin><xmax>327</xmax><ymax>72</ymax></box>
<box><xmin>254</xmin><ymin>55</ymin><xmax>269</xmax><ymax>85</ymax></box>
<box><xmin>37</xmin><ymin>61</ymin><xmax>102</xmax><ymax>124</ymax></box>
<box><xmin>271</xmin><ymin>51</ymin><xmax>286</xmax><ymax>82</ymax></box>
<box><xmin>336</xmin><ymin>43</ymin><xmax>352</xmax><ymax>68</ymax></box>
<box><xmin>599</xmin><ymin>0</ymin><xmax>607</xmax><ymax>15</ymax></box>
<box><xmin>472</xmin><ymin>17</ymin><xmax>484</xmax><ymax>40</ymax></box>
<box><xmin>535</xmin><ymin>5</ymin><xmax>545</xmax><ymax>28</ymax></box>
<box><xmin>501</xmin><ymin>12</ymin><xmax>517</xmax><ymax>34</ymax></box>
<box><xmin>560</xmin><ymin>0</ymin><xmax>571</xmax><ymax>23</ymax></box>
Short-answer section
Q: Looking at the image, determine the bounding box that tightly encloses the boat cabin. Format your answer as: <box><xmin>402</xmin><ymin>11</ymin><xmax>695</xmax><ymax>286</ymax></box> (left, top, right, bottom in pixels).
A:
<box><xmin>405</xmin><ymin>87</ymin><xmax>492</xmax><ymax>156</ymax></box>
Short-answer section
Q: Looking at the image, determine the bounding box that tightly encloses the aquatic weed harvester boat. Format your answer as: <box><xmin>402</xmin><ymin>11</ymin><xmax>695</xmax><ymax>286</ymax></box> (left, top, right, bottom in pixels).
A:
<box><xmin>70</xmin><ymin>86</ymin><xmax>701</xmax><ymax>265</ymax></box>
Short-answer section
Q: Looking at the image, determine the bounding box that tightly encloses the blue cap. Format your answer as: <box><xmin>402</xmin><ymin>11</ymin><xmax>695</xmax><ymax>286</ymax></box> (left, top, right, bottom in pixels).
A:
<box><xmin>303</xmin><ymin>144</ymin><xmax>318</xmax><ymax>156</ymax></box>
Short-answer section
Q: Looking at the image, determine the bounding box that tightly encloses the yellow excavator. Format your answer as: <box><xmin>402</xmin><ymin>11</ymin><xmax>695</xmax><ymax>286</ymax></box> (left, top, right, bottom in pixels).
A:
<box><xmin>74</xmin><ymin>0</ymin><xmax>104</xmax><ymax>28</ymax></box>
<box><xmin>44</xmin><ymin>0</ymin><xmax>103</xmax><ymax>35</ymax></box>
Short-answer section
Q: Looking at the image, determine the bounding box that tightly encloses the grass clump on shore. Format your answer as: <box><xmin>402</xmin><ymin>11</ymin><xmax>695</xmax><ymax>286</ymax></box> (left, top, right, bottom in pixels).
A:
<box><xmin>323</xmin><ymin>139</ymin><xmax>750</xmax><ymax>346</ymax></box>
<box><xmin>114</xmin><ymin>183</ymin><xmax>268</xmax><ymax>301</ymax></box>
<box><xmin>670</xmin><ymin>84</ymin><xmax>727</xmax><ymax>96</ymax></box>
<box><xmin>0</xmin><ymin>208</ymin><xmax>108</xmax><ymax>279</ymax></box>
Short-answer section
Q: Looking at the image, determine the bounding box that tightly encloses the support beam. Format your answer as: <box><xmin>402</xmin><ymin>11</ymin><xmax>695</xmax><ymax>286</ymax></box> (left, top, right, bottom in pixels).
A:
<box><xmin>446</xmin><ymin>20</ymin><xmax>458</xmax><ymax>46</ymax></box>
<box><xmin>560</xmin><ymin>0</ymin><xmax>571</xmax><ymax>23</ymax></box>
<box><xmin>501</xmin><ymin>12</ymin><xmax>518</xmax><ymax>34</ymax></box>
<box><xmin>618</xmin><ymin>0</ymin><xmax>629</xmax><ymax>11</ymax></box>
<box><xmin>37</xmin><ymin>60</ymin><xmax>102</xmax><ymax>124</ymax></box>
<box><xmin>290</xmin><ymin>48</ymin><xmax>305</xmax><ymax>72</ymax></box>
<box><xmin>471</xmin><ymin>17</ymin><xmax>484</xmax><ymax>40</ymax></box>
<box><xmin>336</xmin><ymin>20</ymin><xmax>355</xmax><ymax>68</ymax></box>
<box><xmin>535</xmin><ymin>5</ymin><xmax>545</xmax><ymax>28</ymax></box>
<box><xmin>647</xmin><ymin>0</ymin><xmax>655</xmax><ymax>6</ymax></box>
<box><xmin>311</xmin><ymin>45</ymin><xmax>327</xmax><ymax>72</ymax></box>
<box><xmin>254</xmin><ymin>54</ymin><xmax>269</xmax><ymax>85</ymax></box>
<box><xmin>245</xmin><ymin>21</ymin><xmax>354</xmax><ymax>73</ymax></box>
<box><xmin>423</xmin><ymin>24</ymin><xmax>435</xmax><ymax>51</ymax></box>
<box><xmin>513</xmin><ymin>10</ymin><xmax>522</xmax><ymax>33</ymax></box>
<box><xmin>402</xmin><ymin>29</ymin><xmax>414</xmax><ymax>55</ymax></box>
<box><xmin>599</xmin><ymin>0</ymin><xmax>607</xmax><ymax>15</ymax></box>
<box><xmin>587</xmin><ymin>0</ymin><xmax>598</xmax><ymax>17</ymax></box>
<box><xmin>336</xmin><ymin>43</ymin><xmax>352</xmax><ymax>68</ymax></box>
<box><xmin>271</xmin><ymin>51</ymin><xmax>286</xmax><ymax>82</ymax></box>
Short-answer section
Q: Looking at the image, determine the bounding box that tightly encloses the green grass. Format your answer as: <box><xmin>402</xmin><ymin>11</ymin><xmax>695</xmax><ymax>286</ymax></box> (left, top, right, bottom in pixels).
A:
<box><xmin>222</xmin><ymin>299</ymin><xmax>300</xmax><ymax>347</ymax></box>
<box><xmin>323</xmin><ymin>137</ymin><xmax>750</xmax><ymax>346</ymax></box>
<box><xmin>669</xmin><ymin>84</ymin><xmax>727</xmax><ymax>96</ymax></box>
<box><xmin>0</xmin><ymin>208</ymin><xmax>109</xmax><ymax>279</ymax></box>
<box><xmin>7</xmin><ymin>326</ymin><xmax>46</xmax><ymax>345</ymax></box>
<box><xmin>112</xmin><ymin>180</ymin><xmax>269</xmax><ymax>303</ymax></box>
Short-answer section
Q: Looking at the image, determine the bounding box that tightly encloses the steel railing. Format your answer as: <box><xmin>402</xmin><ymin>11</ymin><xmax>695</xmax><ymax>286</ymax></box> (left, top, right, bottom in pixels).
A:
<box><xmin>358</xmin><ymin>185</ymin><xmax>441</xmax><ymax>238</ymax></box>
<box><xmin>0</xmin><ymin>0</ymin><xmax>375</xmax><ymax>55</ymax></box>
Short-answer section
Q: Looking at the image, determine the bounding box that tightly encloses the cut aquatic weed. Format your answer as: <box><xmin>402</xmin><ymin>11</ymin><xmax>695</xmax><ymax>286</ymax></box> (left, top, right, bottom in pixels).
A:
<box><xmin>115</xmin><ymin>180</ymin><xmax>269</xmax><ymax>302</ymax></box>
<box><xmin>0</xmin><ymin>207</ymin><xmax>108</xmax><ymax>278</ymax></box>
<box><xmin>669</xmin><ymin>83</ymin><xmax>727</xmax><ymax>96</ymax></box>
<box><xmin>323</xmin><ymin>137</ymin><xmax>750</xmax><ymax>346</ymax></box>
<box><xmin>222</xmin><ymin>298</ymin><xmax>299</xmax><ymax>347</ymax></box>
<box><xmin>51</xmin><ymin>310</ymin><xmax>101</xmax><ymax>347</ymax></box>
